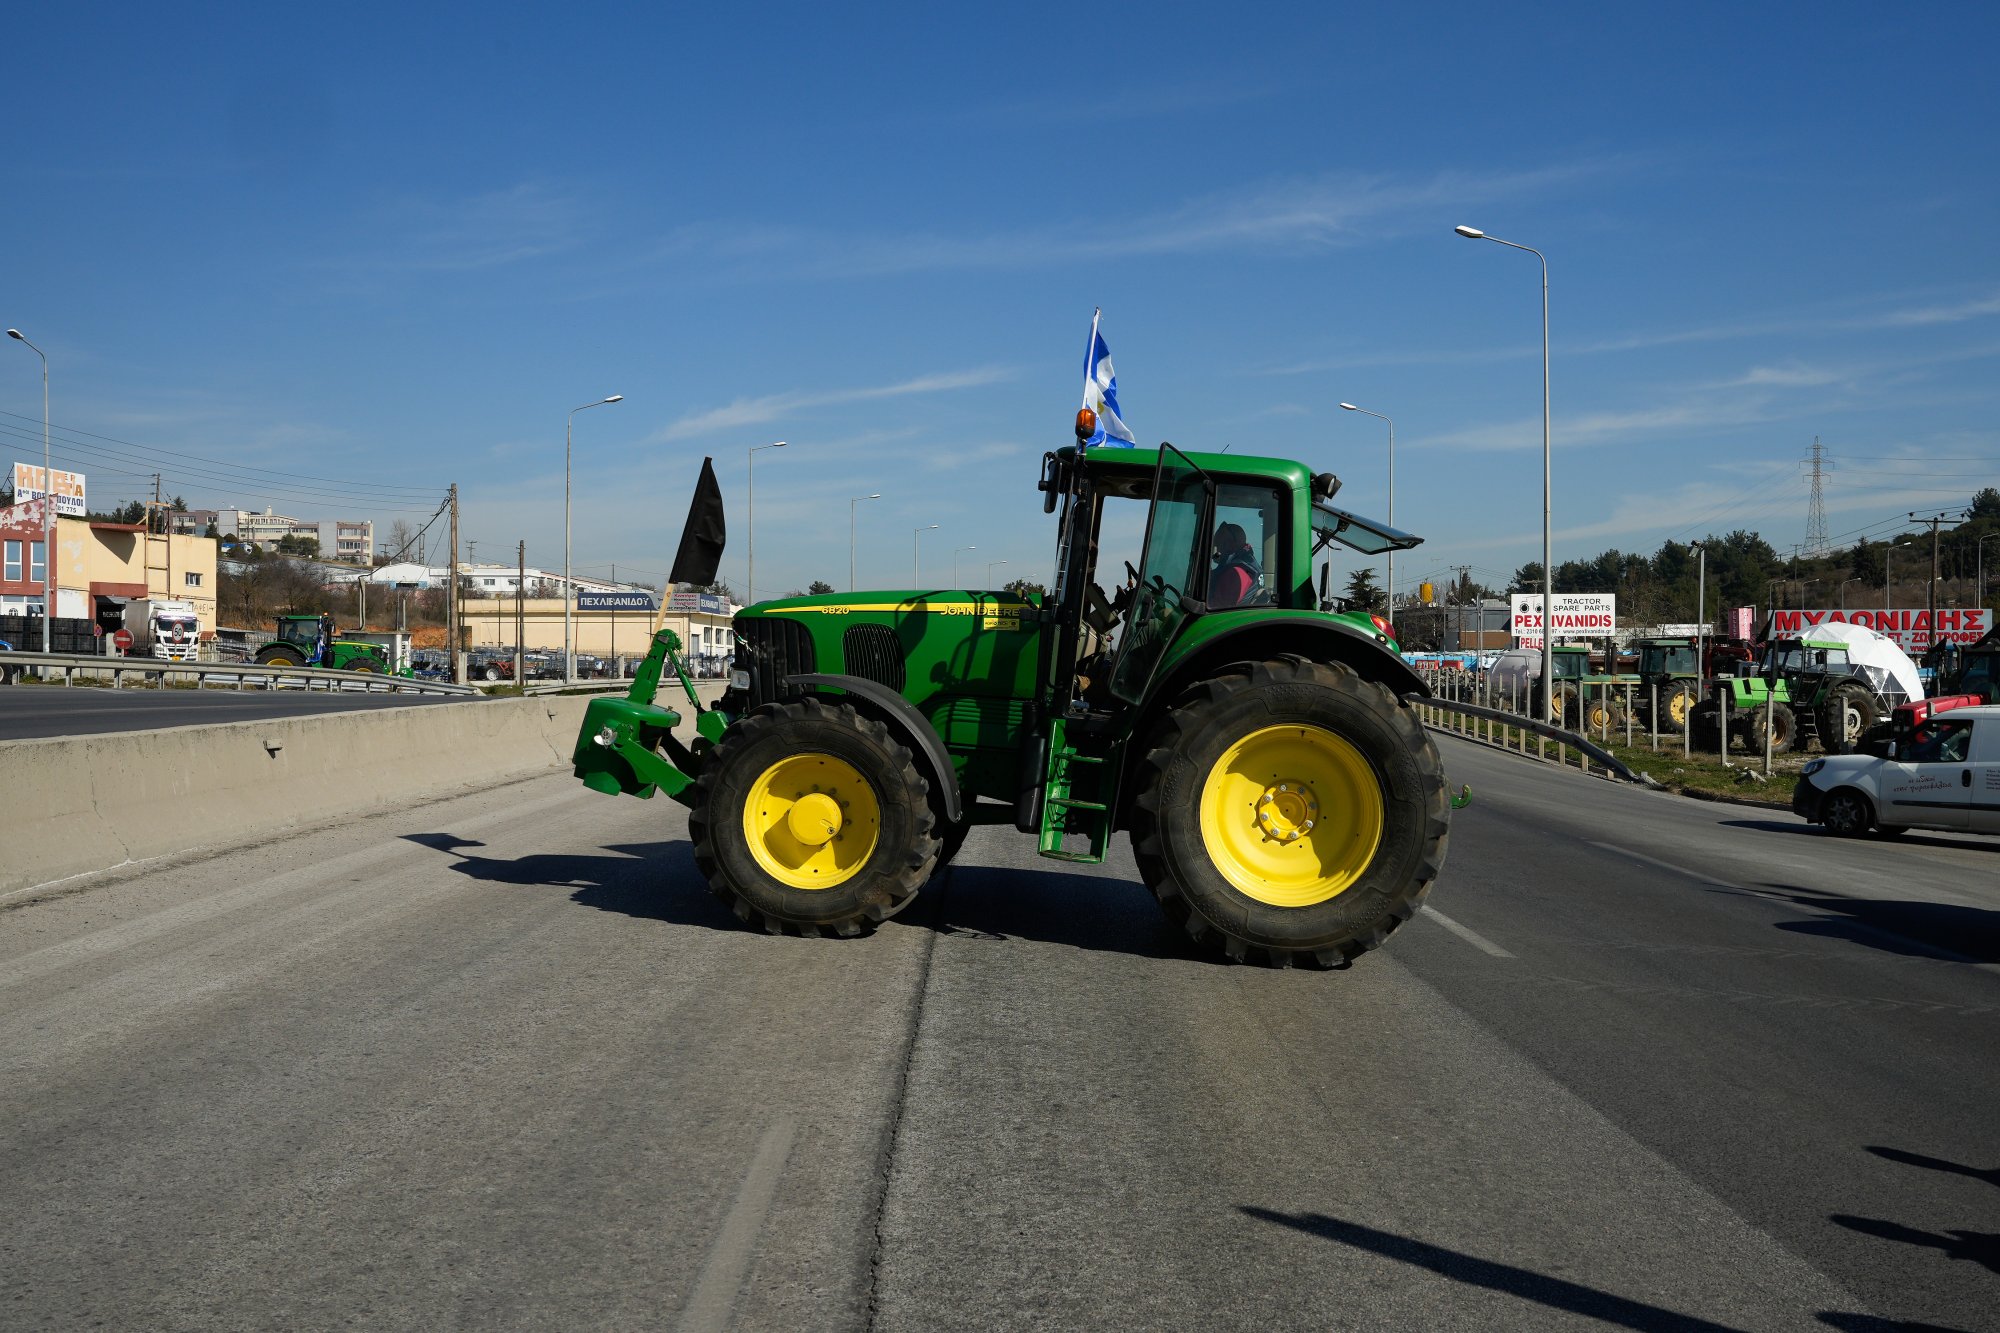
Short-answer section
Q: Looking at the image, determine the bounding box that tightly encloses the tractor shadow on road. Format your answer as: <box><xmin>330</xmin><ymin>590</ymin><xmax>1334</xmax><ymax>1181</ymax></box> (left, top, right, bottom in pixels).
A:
<box><xmin>399</xmin><ymin>832</ymin><xmax>1211</xmax><ymax>961</ymax></box>
<box><xmin>400</xmin><ymin>832</ymin><xmax>741</xmax><ymax>930</ymax></box>
<box><xmin>1745</xmin><ymin>880</ymin><xmax>2000</xmax><ymax>965</ymax></box>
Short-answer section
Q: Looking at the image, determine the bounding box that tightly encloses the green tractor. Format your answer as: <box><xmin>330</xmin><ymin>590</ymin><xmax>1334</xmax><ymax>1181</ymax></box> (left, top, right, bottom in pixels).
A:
<box><xmin>1924</xmin><ymin>627</ymin><xmax>2000</xmax><ymax>704</ymax></box>
<box><xmin>1691</xmin><ymin>634</ymin><xmax>1892</xmax><ymax>755</ymax></box>
<box><xmin>254</xmin><ymin>613</ymin><xmax>391</xmax><ymax>673</ymax></box>
<box><xmin>1632</xmin><ymin>637</ymin><xmax>1702</xmax><ymax>731</ymax></box>
<box><xmin>574</xmin><ymin>442</ymin><xmax>1451</xmax><ymax>968</ymax></box>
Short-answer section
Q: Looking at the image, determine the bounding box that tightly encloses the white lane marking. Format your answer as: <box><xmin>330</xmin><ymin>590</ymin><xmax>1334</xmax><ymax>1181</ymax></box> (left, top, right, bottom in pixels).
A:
<box><xmin>1585</xmin><ymin>841</ymin><xmax>1746</xmax><ymax>892</ymax></box>
<box><xmin>1585</xmin><ymin>840</ymin><xmax>1996</xmax><ymax>970</ymax></box>
<box><xmin>676</xmin><ymin>1116</ymin><xmax>799</xmax><ymax>1333</ymax></box>
<box><xmin>1420</xmin><ymin>905</ymin><xmax>1514</xmax><ymax>958</ymax></box>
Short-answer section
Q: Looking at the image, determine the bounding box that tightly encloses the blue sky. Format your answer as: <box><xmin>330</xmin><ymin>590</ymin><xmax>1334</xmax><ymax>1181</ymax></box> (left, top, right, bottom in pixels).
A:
<box><xmin>5</xmin><ymin>3</ymin><xmax>1998</xmax><ymax>603</ymax></box>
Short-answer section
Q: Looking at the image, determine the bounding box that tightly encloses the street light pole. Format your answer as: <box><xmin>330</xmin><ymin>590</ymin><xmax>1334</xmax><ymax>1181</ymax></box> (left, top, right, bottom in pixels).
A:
<box><xmin>986</xmin><ymin>558</ymin><xmax>1009</xmax><ymax>587</ymax></box>
<box><xmin>849</xmin><ymin>493</ymin><xmax>882</xmax><ymax>591</ymax></box>
<box><xmin>1980</xmin><ymin>534</ymin><xmax>2000</xmax><ymax>614</ymax></box>
<box><xmin>7</xmin><ymin>329</ymin><xmax>50</xmax><ymax>658</ymax></box>
<box><xmin>746</xmin><ymin>440</ymin><xmax>788</xmax><ymax>606</ymax></box>
<box><xmin>1339</xmin><ymin>402</ymin><xmax>1395</xmax><ymax>617</ymax></box>
<box><xmin>1886</xmin><ymin>542</ymin><xmax>1906</xmax><ymax>610</ymax></box>
<box><xmin>953</xmin><ymin>545</ymin><xmax>976</xmax><ymax>587</ymax></box>
<box><xmin>565</xmin><ymin>394</ymin><xmax>623</xmax><ymax>683</ymax></box>
<box><xmin>913</xmin><ymin>524</ymin><xmax>938</xmax><ymax>585</ymax></box>
<box><xmin>1837</xmin><ymin>577</ymin><xmax>1860</xmax><ymax>610</ymax></box>
<box><xmin>1456</xmin><ymin>226</ymin><xmax>1552</xmax><ymax>700</ymax></box>
<box><xmin>1691</xmin><ymin>541</ymin><xmax>1707</xmax><ymax>679</ymax></box>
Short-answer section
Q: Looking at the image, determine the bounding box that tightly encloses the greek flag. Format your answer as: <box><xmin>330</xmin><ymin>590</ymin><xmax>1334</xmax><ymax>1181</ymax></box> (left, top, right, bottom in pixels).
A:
<box><xmin>1080</xmin><ymin>309</ymin><xmax>1136</xmax><ymax>447</ymax></box>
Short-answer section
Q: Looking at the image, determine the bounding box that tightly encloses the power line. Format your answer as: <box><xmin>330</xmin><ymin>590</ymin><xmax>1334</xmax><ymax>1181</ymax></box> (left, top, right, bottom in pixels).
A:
<box><xmin>0</xmin><ymin>408</ymin><xmax>442</xmax><ymax>496</ymax></box>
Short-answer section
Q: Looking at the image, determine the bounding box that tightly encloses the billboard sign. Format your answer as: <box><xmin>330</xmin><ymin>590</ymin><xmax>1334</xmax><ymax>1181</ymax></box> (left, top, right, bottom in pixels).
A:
<box><xmin>1510</xmin><ymin>593</ymin><xmax>1615</xmax><ymax>649</ymax></box>
<box><xmin>577</xmin><ymin>590</ymin><xmax>659</xmax><ymax>612</ymax></box>
<box><xmin>13</xmin><ymin>462</ymin><xmax>85</xmax><ymax>517</ymax></box>
<box><xmin>667</xmin><ymin>591</ymin><xmax>732</xmax><ymax>616</ymax></box>
<box><xmin>1769</xmin><ymin>608</ymin><xmax>1993</xmax><ymax>652</ymax></box>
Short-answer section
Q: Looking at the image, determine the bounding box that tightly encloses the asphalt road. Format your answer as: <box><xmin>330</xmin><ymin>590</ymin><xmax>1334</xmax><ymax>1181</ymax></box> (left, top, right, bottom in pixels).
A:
<box><xmin>0</xmin><ymin>683</ymin><xmax>464</xmax><ymax>739</ymax></box>
<box><xmin>1</xmin><ymin>733</ymin><xmax>1994</xmax><ymax>1330</ymax></box>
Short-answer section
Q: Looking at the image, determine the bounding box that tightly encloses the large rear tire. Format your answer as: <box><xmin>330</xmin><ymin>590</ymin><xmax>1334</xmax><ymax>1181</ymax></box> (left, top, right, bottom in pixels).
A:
<box><xmin>1817</xmin><ymin>682</ymin><xmax>1876</xmax><ymax>755</ymax></box>
<box><xmin>1130</xmin><ymin>656</ymin><xmax>1449</xmax><ymax>969</ymax></box>
<box><xmin>690</xmin><ymin>697</ymin><xmax>938</xmax><ymax>937</ymax></box>
<box><xmin>256</xmin><ymin>646</ymin><xmax>306</xmax><ymax>668</ymax></box>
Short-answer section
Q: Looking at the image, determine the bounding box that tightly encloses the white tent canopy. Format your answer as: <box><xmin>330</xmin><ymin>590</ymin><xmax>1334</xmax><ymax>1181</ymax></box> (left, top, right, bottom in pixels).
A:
<box><xmin>1799</xmin><ymin>621</ymin><xmax>1924</xmax><ymax>702</ymax></box>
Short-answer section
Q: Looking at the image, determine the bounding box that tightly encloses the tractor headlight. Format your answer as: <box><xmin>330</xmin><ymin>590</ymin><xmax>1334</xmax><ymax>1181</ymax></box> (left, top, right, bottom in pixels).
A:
<box><xmin>1801</xmin><ymin>759</ymin><xmax>1825</xmax><ymax>777</ymax></box>
<box><xmin>730</xmin><ymin>669</ymin><xmax>751</xmax><ymax>691</ymax></box>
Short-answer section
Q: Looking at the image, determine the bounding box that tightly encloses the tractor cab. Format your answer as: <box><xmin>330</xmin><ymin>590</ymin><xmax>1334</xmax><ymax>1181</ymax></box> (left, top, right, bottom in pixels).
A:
<box><xmin>1925</xmin><ymin>628</ymin><xmax>2000</xmax><ymax>704</ymax></box>
<box><xmin>1637</xmin><ymin>639</ymin><xmax>1699</xmax><ymax>679</ymax></box>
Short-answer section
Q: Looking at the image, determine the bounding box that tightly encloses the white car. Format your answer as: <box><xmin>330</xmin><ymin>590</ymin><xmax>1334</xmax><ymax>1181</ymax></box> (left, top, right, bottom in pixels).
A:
<box><xmin>1792</xmin><ymin>702</ymin><xmax>2000</xmax><ymax>836</ymax></box>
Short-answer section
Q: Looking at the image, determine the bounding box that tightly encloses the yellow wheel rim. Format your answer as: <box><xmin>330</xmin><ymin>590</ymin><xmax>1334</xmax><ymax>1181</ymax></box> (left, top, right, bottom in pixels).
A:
<box><xmin>1197</xmin><ymin>724</ymin><xmax>1385</xmax><ymax>908</ymax></box>
<box><xmin>1666</xmin><ymin>691</ymin><xmax>1690</xmax><ymax>726</ymax></box>
<box><xmin>743</xmin><ymin>753</ymin><xmax>881</xmax><ymax>890</ymax></box>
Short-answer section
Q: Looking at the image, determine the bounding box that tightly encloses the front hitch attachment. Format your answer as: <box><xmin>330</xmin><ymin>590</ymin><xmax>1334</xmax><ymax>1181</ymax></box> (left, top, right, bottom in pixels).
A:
<box><xmin>571</xmin><ymin>628</ymin><xmax>724</xmax><ymax>805</ymax></box>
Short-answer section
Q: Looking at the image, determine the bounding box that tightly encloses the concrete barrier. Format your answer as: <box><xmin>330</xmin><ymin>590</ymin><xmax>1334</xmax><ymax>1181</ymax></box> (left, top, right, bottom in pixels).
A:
<box><xmin>0</xmin><ymin>681</ymin><xmax>728</xmax><ymax>897</ymax></box>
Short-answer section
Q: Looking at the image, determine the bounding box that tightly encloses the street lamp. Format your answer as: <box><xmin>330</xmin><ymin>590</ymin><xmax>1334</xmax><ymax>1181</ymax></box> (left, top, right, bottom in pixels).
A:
<box><xmin>1837</xmin><ymin>577</ymin><xmax>1860</xmax><ymax>610</ymax></box>
<box><xmin>1339</xmin><ymin>402</ymin><xmax>1395</xmax><ymax>615</ymax></box>
<box><xmin>1456</xmin><ymin>225</ymin><xmax>1552</xmax><ymax>699</ymax></box>
<box><xmin>849</xmin><ymin>493</ymin><xmax>882</xmax><ymax>591</ymax></box>
<box><xmin>746</xmin><ymin>440</ymin><xmax>788</xmax><ymax>607</ymax></box>
<box><xmin>913</xmin><ymin>524</ymin><xmax>938</xmax><ymax>585</ymax></box>
<box><xmin>1691</xmin><ymin>540</ymin><xmax>1708</xmax><ymax>683</ymax></box>
<box><xmin>7</xmin><ymin>329</ymin><xmax>50</xmax><ymax>658</ymax></box>
<box><xmin>565</xmin><ymin>394</ymin><xmax>623</xmax><ymax>683</ymax></box>
<box><xmin>1886</xmin><ymin>541</ymin><xmax>1910</xmax><ymax>610</ymax></box>
<box><xmin>986</xmin><ymin>558</ymin><xmax>1009</xmax><ymax>587</ymax></box>
<box><xmin>953</xmin><ymin>545</ymin><xmax>976</xmax><ymax>586</ymax></box>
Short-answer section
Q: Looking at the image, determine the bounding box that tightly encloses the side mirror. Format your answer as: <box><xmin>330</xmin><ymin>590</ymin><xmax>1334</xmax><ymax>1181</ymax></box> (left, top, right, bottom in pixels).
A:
<box><xmin>1318</xmin><ymin>561</ymin><xmax>1330</xmax><ymax>610</ymax></box>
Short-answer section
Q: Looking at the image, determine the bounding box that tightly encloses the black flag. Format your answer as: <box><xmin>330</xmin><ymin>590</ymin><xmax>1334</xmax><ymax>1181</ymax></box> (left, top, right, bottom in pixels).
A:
<box><xmin>668</xmin><ymin>457</ymin><xmax>727</xmax><ymax>587</ymax></box>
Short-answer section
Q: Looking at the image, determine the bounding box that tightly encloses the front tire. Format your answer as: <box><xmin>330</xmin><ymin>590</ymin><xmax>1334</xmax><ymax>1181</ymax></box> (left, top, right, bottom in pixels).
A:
<box><xmin>690</xmin><ymin>698</ymin><xmax>939</xmax><ymax>936</ymax></box>
<box><xmin>1819</xmin><ymin>788</ymin><xmax>1874</xmax><ymax>837</ymax></box>
<box><xmin>1130</xmin><ymin>656</ymin><xmax>1449</xmax><ymax>968</ymax></box>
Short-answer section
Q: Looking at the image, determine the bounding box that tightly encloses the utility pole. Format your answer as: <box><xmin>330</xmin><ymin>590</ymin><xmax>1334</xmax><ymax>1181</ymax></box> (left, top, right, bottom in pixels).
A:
<box><xmin>448</xmin><ymin>484</ymin><xmax>461</xmax><ymax>683</ymax></box>
<box><xmin>1910</xmin><ymin>509</ymin><xmax>1964</xmax><ymax>653</ymax></box>
<box><xmin>516</xmin><ymin>539</ymin><xmax>526</xmax><ymax>687</ymax></box>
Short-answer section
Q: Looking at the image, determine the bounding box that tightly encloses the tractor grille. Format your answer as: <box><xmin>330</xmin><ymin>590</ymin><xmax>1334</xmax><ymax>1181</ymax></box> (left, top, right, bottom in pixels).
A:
<box><xmin>733</xmin><ymin>614</ymin><xmax>816</xmax><ymax>708</ymax></box>
<box><xmin>842</xmin><ymin>623</ymin><xmax>906</xmax><ymax>693</ymax></box>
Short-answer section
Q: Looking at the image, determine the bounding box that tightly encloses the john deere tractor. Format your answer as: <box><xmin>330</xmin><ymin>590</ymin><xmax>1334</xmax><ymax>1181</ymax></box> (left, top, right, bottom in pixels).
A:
<box><xmin>574</xmin><ymin>440</ymin><xmax>1450</xmax><ymax>968</ymax></box>
<box><xmin>255</xmin><ymin>613</ymin><xmax>390</xmax><ymax>672</ymax></box>
<box><xmin>1632</xmin><ymin>637</ymin><xmax>1702</xmax><ymax>731</ymax></box>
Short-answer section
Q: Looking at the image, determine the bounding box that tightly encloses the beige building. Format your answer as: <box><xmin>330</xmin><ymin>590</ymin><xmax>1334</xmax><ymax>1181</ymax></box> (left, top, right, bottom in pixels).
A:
<box><xmin>462</xmin><ymin>597</ymin><xmax>735</xmax><ymax>663</ymax></box>
<box><xmin>57</xmin><ymin>516</ymin><xmax>219</xmax><ymax>638</ymax></box>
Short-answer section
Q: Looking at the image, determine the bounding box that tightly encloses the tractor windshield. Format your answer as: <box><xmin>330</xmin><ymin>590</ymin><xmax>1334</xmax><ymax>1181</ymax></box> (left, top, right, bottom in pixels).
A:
<box><xmin>1110</xmin><ymin>444</ymin><xmax>1212</xmax><ymax>703</ymax></box>
<box><xmin>1552</xmin><ymin>652</ymin><xmax>1589</xmax><ymax>681</ymax></box>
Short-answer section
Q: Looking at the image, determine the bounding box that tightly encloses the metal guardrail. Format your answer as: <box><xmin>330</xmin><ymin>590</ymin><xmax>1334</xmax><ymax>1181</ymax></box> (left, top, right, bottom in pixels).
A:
<box><xmin>0</xmin><ymin>649</ymin><xmax>480</xmax><ymax>697</ymax></box>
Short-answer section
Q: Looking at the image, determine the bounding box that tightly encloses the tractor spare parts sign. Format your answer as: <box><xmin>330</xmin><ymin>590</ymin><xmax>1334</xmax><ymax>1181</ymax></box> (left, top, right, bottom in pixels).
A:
<box><xmin>1770</xmin><ymin>608</ymin><xmax>1993</xmax><ymax>650</ymax></box>
<box><xmin>12</xmin><ymin>462</ymin><xmax>85</xmax><ymax>517</ymax></box>
<box><xmin>1510</xmin><ymin>593</ymin><xmax>1615</xmax><ymax>649</ymax></box>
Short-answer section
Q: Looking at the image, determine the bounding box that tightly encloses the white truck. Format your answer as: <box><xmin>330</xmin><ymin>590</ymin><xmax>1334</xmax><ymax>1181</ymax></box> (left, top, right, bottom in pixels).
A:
<box><xmin>126</xmin><ymin>598</ymin><xmax>203</xmax><ymax>661</ymax></box>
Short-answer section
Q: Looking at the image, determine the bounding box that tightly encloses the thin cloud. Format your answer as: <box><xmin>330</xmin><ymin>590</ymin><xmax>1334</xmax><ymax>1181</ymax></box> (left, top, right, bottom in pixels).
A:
<box><xmin>1585</xmin><ymin>287</ymin><xmax>2000</xmax><ymax>354</ymax></box>
<box><xmin>650</xmin><ymin>161</ymin><xmax>1613</xmax><ymax>281</ymax></box>
<box><xmin>660</xmin><ymin>367</ymin><xmax>1013</xmax><ymax>440</ymax></box>
<box><xmin>329</xmin><ymin>182</ymin><xmax>585</xmax><ymax>274</ymax></box>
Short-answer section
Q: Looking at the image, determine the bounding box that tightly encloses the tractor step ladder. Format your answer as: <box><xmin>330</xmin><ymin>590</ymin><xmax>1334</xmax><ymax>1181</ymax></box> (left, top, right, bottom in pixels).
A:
<box><xmin>1038</xmin><ymin>728</ymin><xmax>1110</xmax><ymax>864</ymax></box>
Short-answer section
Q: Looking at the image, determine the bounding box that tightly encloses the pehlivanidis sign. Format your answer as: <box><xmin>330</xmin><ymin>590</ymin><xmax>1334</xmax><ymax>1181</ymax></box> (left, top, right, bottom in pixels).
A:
<box><xmin>576</xmin><ymin>590</ymin><xmax>659</xmax><ymax>612</ymax></box>
<box><xmin>1770</xmin><ymin>608</ymin><xmax>1992</xmax><ymax>651</ymax></box>
<box><xmin>1510</xmin><ymin>593</ymin><xmax>1615</xmax><ymax>649</ymax></box>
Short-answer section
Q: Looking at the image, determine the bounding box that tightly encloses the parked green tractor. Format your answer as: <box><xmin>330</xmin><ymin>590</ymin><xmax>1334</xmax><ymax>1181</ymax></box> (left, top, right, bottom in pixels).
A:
<box><xmin>1691</xmin><ymin>634</ymin><xmax>1896</xmax><ymax>754</ymax></box>
<box><xmin>254</xmin><ymin>613</ymin><xmax>391</xmax><ymax>672</ymax></box>
<box><xmin>575</xmin><ymin>440</ymin><xmax>1453</xmax><ymax>968</ymax></box>
<box><xmin>1632</xmin><ymin>637</ymin><xmax>1702</xmax><ymax>730</ymax></box>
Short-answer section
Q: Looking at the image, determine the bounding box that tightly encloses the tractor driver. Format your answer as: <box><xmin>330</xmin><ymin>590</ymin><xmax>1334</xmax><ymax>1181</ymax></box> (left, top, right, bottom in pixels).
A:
<box><xmin>1209</xmin><ymin>521</ymin><xmax>1259</xmax><ymax>608</ymax></box>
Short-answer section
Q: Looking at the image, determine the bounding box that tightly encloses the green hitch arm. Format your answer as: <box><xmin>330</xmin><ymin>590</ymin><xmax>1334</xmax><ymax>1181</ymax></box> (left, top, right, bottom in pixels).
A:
<box><xmin>631</xmin><ymin>627</ymin><xmax>703</xmax><ymax>716</ymax></box>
